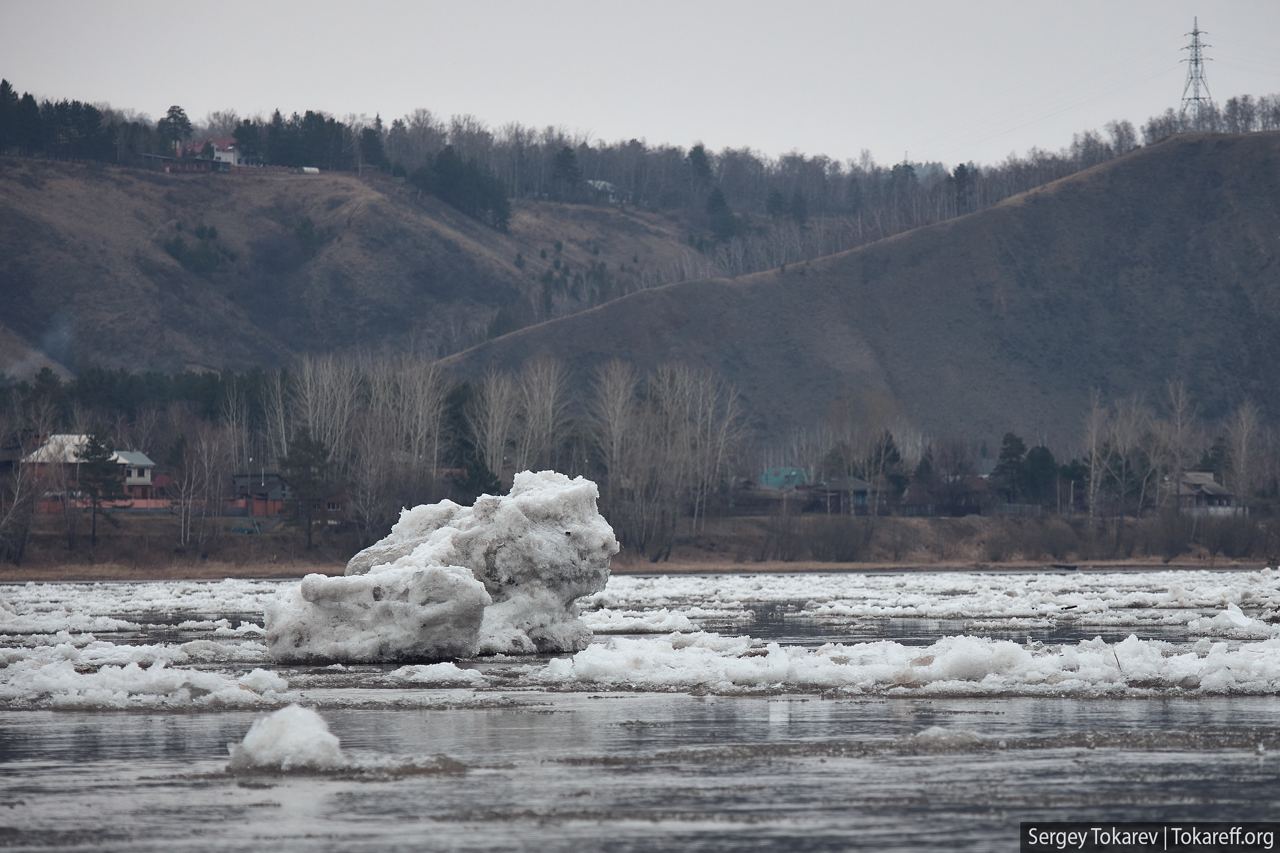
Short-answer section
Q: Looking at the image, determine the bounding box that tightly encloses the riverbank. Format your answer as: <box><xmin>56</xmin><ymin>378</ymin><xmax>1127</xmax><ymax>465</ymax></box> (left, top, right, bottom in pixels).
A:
<box><xmin>0</xmin><ymin>555</ymin><xmax>1264</xmax><ymax>582</ymax></box>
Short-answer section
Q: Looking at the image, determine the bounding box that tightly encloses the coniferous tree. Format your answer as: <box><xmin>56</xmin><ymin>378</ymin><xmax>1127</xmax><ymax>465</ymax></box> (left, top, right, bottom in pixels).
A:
<box><xmin>280</xmin><ymin>428</ymin><xmax>331</xmax><ymax>549</ymax></box>
<box><xmin>1023</xmin><ymin>445</ymin><xmax>1058</xmax><ymax>506</ymax></box>
<box><xmin>359</xmin><ymin>115</ymin><xmax>387</xmax><ymax>169</ymax></box>
<box><xmin>991</xmin><ymin>432</ymin><xmax>1028</xmax><ymax>503</ymax></box>
<box><xmin>551</xmin><ymin>146</ymin><xmax>581</xmax><ymax>199</ymax></box>
<box><xmin>77</xmin><ymin>432</ymin><xmax>123</xmax><ymax>548</ymax></box>
<box><xmin>706</xmin><ymin>188</ymin><xmax>737</xmax><ymax>241</ymax></box>
<box><xmin>156</xmin><ymin>105</ymin><xmax>192</xmax><ymax>153</ymax></box>
<box><xmin>0</xmin><ymin>79</ymin><xmax>18</xmax><ymax>151</ymax></box>
<box><xmin>15</xmin><ymin>93</ymin><xmax>41</xmax><ymax>154</ymax></box>
<box><xmin>232</xmin><ymin>119</ymin><xmax>261</xmax><ymax>162</ymax></box>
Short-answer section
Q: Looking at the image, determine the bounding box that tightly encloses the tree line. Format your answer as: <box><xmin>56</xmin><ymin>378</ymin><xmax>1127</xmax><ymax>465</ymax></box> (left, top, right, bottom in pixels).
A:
<box><xmin>3</xmin><ymin>359</ymin><xmax>1278</xmax><ymax>565</ymax></box>
<box><xmin>6</xmin><ymin>74</ymin><xmax>1280</xmax><ymax>256</ymax></box>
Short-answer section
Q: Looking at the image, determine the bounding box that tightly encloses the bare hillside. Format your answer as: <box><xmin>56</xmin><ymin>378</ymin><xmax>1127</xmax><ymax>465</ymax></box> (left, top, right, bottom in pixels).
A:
<box><xmin>444</xmin><ymin>133</ymin><xmax>1280</xmax><ymax>446</ymax></box>
<box><xmin>0</xmin><ymin>157</ymin><xmax>704</xmax><ymax>373</ymax></box>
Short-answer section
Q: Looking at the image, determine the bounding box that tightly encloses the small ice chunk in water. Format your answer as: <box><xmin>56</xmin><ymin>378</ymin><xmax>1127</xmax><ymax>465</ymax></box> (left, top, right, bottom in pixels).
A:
<box><xmin>238</xmin><ymin>668</ymin><xmax>288</xmax><ymax>693</ymax></box>
<box><xmin>227</xmin><ymin>705</ymin><xmax>344</xmax><ymax>771</ymax></box>
<box><xmin>905</xmin><ymin>726</ymin><xmax>985</xmax><ymax>750</ymax></box>
<box><xmin>387</xmin><ymin>662</ymin><xmax>486</xmax><ymax>686</ymax></box>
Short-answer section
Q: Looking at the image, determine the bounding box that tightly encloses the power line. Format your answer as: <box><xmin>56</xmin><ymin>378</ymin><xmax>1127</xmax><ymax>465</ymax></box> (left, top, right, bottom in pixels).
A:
<box><xmin>1180</xmin><ymin>17</ymin><xmax>1215</xmax><ymax>125</ymax></box>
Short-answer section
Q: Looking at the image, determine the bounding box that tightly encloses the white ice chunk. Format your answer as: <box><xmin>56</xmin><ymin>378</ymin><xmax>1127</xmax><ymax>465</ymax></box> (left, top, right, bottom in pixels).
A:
<box><xmin>387</xmin><ymin>662</ymin><xmax>486</xmax><ymax>686</ymax></box>
<box><xmin>1187</xmin><ymin>603</ymin><xmax>1277</xmax><ymax>639</ymax></box>
<box><xmin>264</xmin><ymin>567</ymin><xmax>490</xmax><ymax>663</ymax></box>
<box><xmin>582</xmin><ymin>607</ymin><xmax>696</xmax><ymax>634</ymax></box>
<box><xmin>238</xmin><ymin>668</ymin><xmax>289</xmax><ymax>693</ymax></box>
<box><xmin>227</xmin><ymin>705</ymin><xmax>345</xmax><ymax>771</ymax></box>
<box><xmin>0</xmin><ymin>658</ymin><xmax>285</xmax><ymax>709</ymax></box>
<box><xmin>347</xmin><ymin>471</ymin><xmax>619</xmax><ymax>655</ymax></box>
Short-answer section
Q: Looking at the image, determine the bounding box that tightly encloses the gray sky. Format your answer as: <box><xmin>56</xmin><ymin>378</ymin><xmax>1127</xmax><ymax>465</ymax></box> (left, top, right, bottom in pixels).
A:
<box><xmin>4</xmin><ymin>0</ymin><xmax>1279</xmax><ymax>167</ymax></box>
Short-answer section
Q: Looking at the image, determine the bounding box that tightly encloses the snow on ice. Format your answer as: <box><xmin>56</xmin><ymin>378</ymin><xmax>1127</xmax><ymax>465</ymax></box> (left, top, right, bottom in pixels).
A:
<box><xmin>1</xmin><ymin>656</ymin><xmax>289</xmax><ymax>710</ymax></box>
<box><xmin>264</xmin><ymin>566</ymin><xmax>491</xmax><ymax>663</ymax></box>
<box><xmin>266</xmin><ymin>471</ymin><xmax>619</xmax><ymax>662</ymax></box>
<box><xmin>227</xmin><ymin>705</ymin><xmax>345</xmax><ymax>771</ymax></box>
<box><xmin>387</xmin><ymin>662</ymin><xmax>487</xmax><ymax>686</ymax></box>
<box><xmin>541</xmin><ymin>631</ymin><xmax>1280</xmax><ymax>696</ymax></box>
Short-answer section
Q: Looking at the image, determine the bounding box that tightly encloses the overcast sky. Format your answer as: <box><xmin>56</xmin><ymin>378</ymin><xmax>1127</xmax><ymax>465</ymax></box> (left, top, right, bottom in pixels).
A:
<box><xmin>4</xmin><ymin>0</ymin><xmax>1279</xmax><ymax>167</ymax></box>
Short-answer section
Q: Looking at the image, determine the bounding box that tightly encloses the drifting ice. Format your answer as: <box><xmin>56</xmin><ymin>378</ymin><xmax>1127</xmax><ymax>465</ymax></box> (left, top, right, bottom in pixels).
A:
<box><xmin>265</xmin><ymin>471</ymin><xmax>618</xmax><ymax>662</ymax></box>
<box><xmin>227</xmin><ymin>704</ymin><xmax>345</xmax><ymax>771</ymax></box>
<box><xmin>265</xmin><ymin>566</ymin><xmax>491</xmax><ymax>663</ymax></box>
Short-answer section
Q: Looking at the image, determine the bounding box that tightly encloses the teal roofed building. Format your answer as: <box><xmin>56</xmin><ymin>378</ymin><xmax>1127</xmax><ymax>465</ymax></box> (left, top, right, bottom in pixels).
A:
<box><xmin>760</xmin><ymin>466</ymin><xmax>809</xmax><ymax>490</ymax></box>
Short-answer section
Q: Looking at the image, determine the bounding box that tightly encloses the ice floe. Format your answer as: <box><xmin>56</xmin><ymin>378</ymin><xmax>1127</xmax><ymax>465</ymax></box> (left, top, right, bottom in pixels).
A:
<box><xmin>278</xmin><ymin>471</ymin><xmax>619</xmax><ymax>659</ymax></box>
<box><xmin>387</xmin><ymin>662</ymin><xmax>486</xmax><ymax>686</ymax></box>
<box><xmin>1</xmin><ymin>657</ymin><xmax>289</xmax><ymax>709</ymax></box>
<box><xmin>540</xmin><ymin>631</ymin><xmax>1280</xmax><ymax>696</ymax></box>
<box><xmin>264</xmin><ymin>567</ymin><xmax>491</xmax><ymax>663</ymax></box>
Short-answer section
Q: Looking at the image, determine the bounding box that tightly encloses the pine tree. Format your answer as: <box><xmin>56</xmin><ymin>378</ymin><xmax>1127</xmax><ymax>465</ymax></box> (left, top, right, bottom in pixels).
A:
<box><xmin>705</xmin><ymin>188</ymin><xmax>737</xmax><ymax>241</ymax></box>
<box><xmin>280</xmin><ymin>428</ymin><xmax>331</xmax><ymax>550</ymax></box>
<box><xmin>551</xmin><ymin>146</ymin><xmax>581</xmax><ymax>199</ymax></box>
<box><xmin>0</xmin><ymin>79</ymin><xmax>18</xmax><ymax>151</ymax></box>
<box><xmin>233</xmin><ymin>119</ymin><xmax>260</xmax><ymax>161</ymax></box>
<box><xmin>991</xmin><ymin>432</ymin><xmax>1028</xmax><ymax>503</ymax></box>
<box><xmin>687</xmin><ymin>144</ymin><xmax>712</xmax><ymax>183</ymax></box>
<box><xmin>359</xmin><ymin>114</ymin><xmax>387</xmax><ymax>169</ymax></box>
<box><xmin>15</xmin><ymin>93</ymin><xmax>41</xmax><ymax>154</ymax></box>
<box><xmin>77</xmin><ymin>432</ymin><xmax>123</xmax><ymax>548</ymax></box>
<box><xmin>156</xmin><ymin>105</ymin><xmax>192</xmax><ymax>153</ymax></box>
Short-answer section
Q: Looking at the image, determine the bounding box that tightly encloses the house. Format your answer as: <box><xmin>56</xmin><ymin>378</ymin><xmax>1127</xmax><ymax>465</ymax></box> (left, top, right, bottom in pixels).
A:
<box><xmin>585</xmin><ymin>179</ymin><xmax>624</xmax><ymax>204</ymax></box>
<box><xmin>22</xmin><ymin>435</ymin><xmax>156</xmax><ymax>499</ymax></box>
<box><xmin>231</xmin><ymin>471</ymin><xmax>290</xmax><ymax>517</ymax></box>
<box><xmin>759</xmin><ymin>466</ymin><xmax>809</xmax><ymax>490</ymax></box>
<box><xmin>141</xmin><ymin>153</ymin><xmax>231</xmax><ymax>174</ymax></box>
<box><xmin>805</xmin><ymin>476</ymin><xmax>875</xmax><ymax>515</ymax></box>
<box><xmin>1178</xmin><ymin>471</ymin><xmax>1240</xmax><ymax>516</ymax></box>
<box><xmin>184</xmin><ymin>137</ymin><xmax>243</xmax><ymax>166</ymax></box>
<box><xmin>114</xmin><ymin>451</ymin><xmax>157</xmax><ymax>499</ymax></box>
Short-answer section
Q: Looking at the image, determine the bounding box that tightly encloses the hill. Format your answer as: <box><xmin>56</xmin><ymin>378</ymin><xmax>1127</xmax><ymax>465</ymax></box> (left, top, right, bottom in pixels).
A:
<box><xmin>443</xmin><ymin>133</ymin><xmax>1280</xmax><ymax>447</ymax></box>
<box><xmin>0</xmin><ymin>157</ymin><xmax>705</xmax><ymax>376</ymax></box>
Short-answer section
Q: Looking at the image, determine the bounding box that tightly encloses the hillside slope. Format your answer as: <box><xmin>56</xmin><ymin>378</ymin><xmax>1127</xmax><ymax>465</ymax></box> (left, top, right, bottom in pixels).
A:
<box><xmin>0</xmin><ymin>157</ymin><xmax>704</xmax><ymax>375</ymax></box>
<box><xmin>444</xmin><ymin>133</ymin><xmax>1280</xmax><ymax>446</ymax></box>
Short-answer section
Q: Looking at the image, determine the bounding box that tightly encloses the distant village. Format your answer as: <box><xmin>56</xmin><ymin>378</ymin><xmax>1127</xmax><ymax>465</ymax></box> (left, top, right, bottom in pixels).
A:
<box><xmin>0</xmin><ymin>431</ymin><xmax>1244</xmax><ymax>528</ymax></box>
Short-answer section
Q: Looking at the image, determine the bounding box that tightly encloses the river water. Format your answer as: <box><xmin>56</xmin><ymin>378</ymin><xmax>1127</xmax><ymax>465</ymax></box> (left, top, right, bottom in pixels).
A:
<box><xmin>2</xmin><ymin>569</ymin><xmax>1279</xmax><ymax>851</ymax></box>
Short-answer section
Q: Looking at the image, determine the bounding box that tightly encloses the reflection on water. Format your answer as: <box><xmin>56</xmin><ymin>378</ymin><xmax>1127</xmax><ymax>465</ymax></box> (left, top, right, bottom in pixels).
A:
<box><xmin>1</xmin><ymin>695</ymin><xmax>1277</xmax><ymax>851</ymax></box>
<box><xmin>707</xmin><ymin>600</ymin><xmax>1197</xmax><ymax>647</ymax></box>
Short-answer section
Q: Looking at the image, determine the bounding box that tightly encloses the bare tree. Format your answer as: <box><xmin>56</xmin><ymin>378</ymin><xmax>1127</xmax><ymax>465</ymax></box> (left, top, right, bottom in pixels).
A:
<box><xmin>589</xmin><ymin>360</ymin><xmax>639</xmax><ymax>506</ymax></box>
<box><xmin>1105</xmin><ymin>396</ymin><xmax>1156</xmax><ymax>517</ymax></box>
<box><xmin>395</xmin><ymin>355</ymin><xmax>447</xmax><ymax>480</ymax></box>
<box><xmin>515</xmin><ymin>357</ymin><xmax>570</xmax><ymax>472</ymax></box>
<box><xmin>0</xmin><ymin>402</ymin><xmax>51</xmax><ymax>564</ymax></box>
<box><xmin>1159</xmin><ymin>380</ymin><xmax>1198</xmax><ymax>514</ymax></box>
<box><xmin>172</xmin><ymin>422</ymin><xmax>230</xmax><ymax>550</ymax></box>
<box><xmin>1084</xmin><ymin>390</ymin><xmax>1108</xmax><ymax>524</ymax></box>
<box><xmin>289</xmin><ymin>354</ymin><xmax>362</xmax><ymax>472</ymax></box>
<box><xmin>1226</xmin><ymin>400</ymin><xmax>1261</xmax><ymax>507</ymax></box>
<box><xmin>466</xmin><ymin>369</ymin><xmax>518</xmax><ymax>485</ymax></box>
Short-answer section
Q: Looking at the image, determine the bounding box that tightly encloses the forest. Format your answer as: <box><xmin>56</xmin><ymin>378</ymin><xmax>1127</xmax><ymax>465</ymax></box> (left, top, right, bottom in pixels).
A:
<box><xmin>4</xmin><ymin>75</ymin><xmax>1280</xmax><ymax>272</ymax></box>
<box><xmin>1</xmin><ymin>360</ymin><xmax>1277</xmax><ymax>567</ymax></box>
